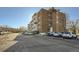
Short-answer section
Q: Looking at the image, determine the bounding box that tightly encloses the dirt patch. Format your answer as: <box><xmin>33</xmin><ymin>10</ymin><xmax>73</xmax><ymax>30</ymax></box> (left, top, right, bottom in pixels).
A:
<box><xmin>0</xmin><ymin>33</ymin><xmax>19</xmax><ymax>52</ymax></box>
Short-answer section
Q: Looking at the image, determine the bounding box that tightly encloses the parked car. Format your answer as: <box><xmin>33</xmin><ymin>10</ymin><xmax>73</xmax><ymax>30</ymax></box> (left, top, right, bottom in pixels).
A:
<box><xmin>33</xmin><ymin>31</ymin><xmax>39</xmax><ymax>34</ymax></box>
<box><xmin>47</xmin><ymin>32</ymin><xmax>62</xmax><ymax>37</ymax></box>
<box><xmin>58</xmin><ymin>32</ymin><xmax>64</xmax><ymax>37</ymax></box>
<box><xmin>23</xmin><ymin>32</ymin><xmax>34</xmax><ymax>35</ymax></box>
<box><xmin>53</xmin><ymin>32</ymin><xmax>60</xmax><ymax>37</ymax></box>
<box><xmin>62</xmin><ymin>32</ymin><xmax>77</xmax><ymax>39</ymax></box>
<box><xmin>40</xmin><ymin>33</ymin><xmax>47</xmax><ymax>36</ymax></box>
<box><xmin>47</xmin><ymin>32</ymin><xmax>53</xmax><ymax>36</ymax></box>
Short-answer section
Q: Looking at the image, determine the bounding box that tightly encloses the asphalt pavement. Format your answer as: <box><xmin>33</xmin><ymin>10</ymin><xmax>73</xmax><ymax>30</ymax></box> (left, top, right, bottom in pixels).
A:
<box><xmin>4</xmin><ymin>34</ymin><xmax>79</xmax><ymax>52</ymax></box>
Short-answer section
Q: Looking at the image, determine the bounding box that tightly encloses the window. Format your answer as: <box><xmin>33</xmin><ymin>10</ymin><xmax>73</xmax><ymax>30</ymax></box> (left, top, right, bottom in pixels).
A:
<box><xmin>48</xmin><ymin>14</ymin><xmax>51</xmax><ymax>16</ymax></box>
<box><xmin>49</xmin><ymin>12</ymin><xmax>52</xmax><ymax>15</ymax></box>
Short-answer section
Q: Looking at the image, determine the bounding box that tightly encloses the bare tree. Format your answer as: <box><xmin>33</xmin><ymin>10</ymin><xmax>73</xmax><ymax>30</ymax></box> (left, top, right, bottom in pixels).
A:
<box><xmin>70</xmin><ymin>19</ymin><xmax>79</xmax><ymax>34</ymax></box>
<box><xmin>18</xmin><ymin>26</ymin><xmax>27</xmax><ymax>32</ymax></box>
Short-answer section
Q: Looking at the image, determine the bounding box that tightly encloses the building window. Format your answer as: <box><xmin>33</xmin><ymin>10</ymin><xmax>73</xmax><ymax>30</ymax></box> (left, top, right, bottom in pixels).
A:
<box><xmin>48</xmin><ymin>12</ymin><xmax>52</xmax><ymax>16</ymax></box>
<box><xmin>48</xmin><ymin>14</ymin><xmax>51</xmax><ymax>16</ymax></box>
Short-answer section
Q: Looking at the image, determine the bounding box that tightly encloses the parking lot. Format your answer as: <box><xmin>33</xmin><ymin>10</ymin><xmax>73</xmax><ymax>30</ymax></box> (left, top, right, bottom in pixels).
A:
<box><xmin>4</xmin><ymin>34</ymin><xmax>79</xmax><ymax>52</ymax></box>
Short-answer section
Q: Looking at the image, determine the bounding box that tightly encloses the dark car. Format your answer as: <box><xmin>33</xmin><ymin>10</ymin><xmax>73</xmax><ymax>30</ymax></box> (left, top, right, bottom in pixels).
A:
<box><xmin>47</xmin><ymin>32</ymin><xmax>54</xmax><ymax>36</ymax></box>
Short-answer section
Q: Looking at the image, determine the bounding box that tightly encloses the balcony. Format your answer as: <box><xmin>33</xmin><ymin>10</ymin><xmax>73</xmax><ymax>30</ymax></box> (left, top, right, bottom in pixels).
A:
<box><xmin>34</xmin><ymin>22</ymin><xmax>38</xmax><ymax>24</ymax></box>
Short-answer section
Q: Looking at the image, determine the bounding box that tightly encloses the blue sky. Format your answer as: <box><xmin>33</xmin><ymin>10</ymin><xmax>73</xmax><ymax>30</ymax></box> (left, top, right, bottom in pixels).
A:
<box><xmin>57</xmin><ymin>7</ymin><xmax>79</xmax><ymax>21</ymax></box>
<box><xmin>0</xmin><ymin>7</ymin><xmax>79</xmax><ymax>28</ymax></box>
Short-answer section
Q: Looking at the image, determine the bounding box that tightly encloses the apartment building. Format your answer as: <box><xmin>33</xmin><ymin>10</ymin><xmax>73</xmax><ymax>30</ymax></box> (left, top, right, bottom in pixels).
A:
<box><xmin>28</xmin><ymin>13</ymin><xmax>38</xmax><ymax>32</ymax></box>
<box><xmin>28</xmin><ymin>7</ymin><xmax>66</xmax><ymax>33</ymax></box>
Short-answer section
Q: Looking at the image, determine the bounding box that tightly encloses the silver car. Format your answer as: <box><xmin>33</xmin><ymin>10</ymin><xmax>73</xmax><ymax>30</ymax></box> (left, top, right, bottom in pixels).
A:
<box><xmin>62</xmin><ymin>32</ymin><xmax>77</xmax><ymax>39</ymax></box>
<box><xmin>53</xmin><ymin>32</ymin><xmax>60</xmax><ymax>37</ymax></box>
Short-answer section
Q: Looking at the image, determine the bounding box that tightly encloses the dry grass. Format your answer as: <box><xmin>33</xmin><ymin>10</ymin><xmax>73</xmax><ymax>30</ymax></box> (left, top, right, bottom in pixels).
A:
<box><xmin>0</xmin><ymin>33</ymin><xmax>19</xmax><ymax>52</ymax></box>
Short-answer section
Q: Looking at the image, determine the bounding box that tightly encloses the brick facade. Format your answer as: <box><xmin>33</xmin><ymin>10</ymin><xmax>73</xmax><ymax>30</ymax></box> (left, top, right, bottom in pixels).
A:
<box><xmin>28</xmin><ymin>7</ymin><xmax>66</xmax><ymax>33</ymax></box>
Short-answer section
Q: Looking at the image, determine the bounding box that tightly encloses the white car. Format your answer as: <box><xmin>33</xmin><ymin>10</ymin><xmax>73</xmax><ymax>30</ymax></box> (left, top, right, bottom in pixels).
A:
<box><xmin>53</xmin><ymin>32</ymin><xmax>60</xmax><ymax>37</ymax></box>
<box><xmin>62</xmin><ymin>32</ymin><xmax>77</xmax><ymax>39</ymax></box>
<box><xmin>23</xmin><ymin>32</ymin><xmax>34</xmax><ymax>35</ymax></box>
<box><xmin>40</xmin><ymin>33</ymin><xmax>47</xmax><ymax>36</ymax></box>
